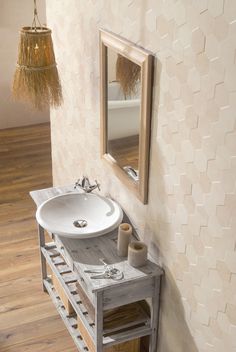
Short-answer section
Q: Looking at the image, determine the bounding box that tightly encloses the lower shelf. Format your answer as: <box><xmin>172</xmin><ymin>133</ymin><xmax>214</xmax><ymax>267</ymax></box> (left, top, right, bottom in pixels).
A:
<box><xmin>44</xmin><ymin>277</ymin><xmax>88</xmax><ymax>352</ymax></box>
<box><xmin>42</xmin><ymin>242</ymin><xmax>152</xmax><ymax>351</ymax></box>
<box><xmin>44</xmin><ymin>278</ymin><xmax>148</xmax><ymax>352</ymax></box>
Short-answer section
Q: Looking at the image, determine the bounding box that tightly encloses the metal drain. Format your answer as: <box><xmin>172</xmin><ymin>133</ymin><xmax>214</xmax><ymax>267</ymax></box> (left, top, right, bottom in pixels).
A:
<box><xmin>73</xmin><ymin>219</ymin><xmax>87</xmax><ymax>228</ymax></box>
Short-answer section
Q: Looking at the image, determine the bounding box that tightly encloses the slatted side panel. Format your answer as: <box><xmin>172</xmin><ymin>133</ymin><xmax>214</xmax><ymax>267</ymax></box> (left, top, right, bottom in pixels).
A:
<box><xmin>43</xmin><ymin>243</ymin><xmax>95</xmax><ymax>337</ymax></box>
<box><xmin>43</xmin><ymin>278</ymin><xmax>89</xmax><ymax>351</ymax></box>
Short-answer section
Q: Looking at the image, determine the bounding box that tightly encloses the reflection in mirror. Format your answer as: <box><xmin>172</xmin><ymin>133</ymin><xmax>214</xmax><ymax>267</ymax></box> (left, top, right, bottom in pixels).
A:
<box><xmin>107</xmin><ymin>47</ymin><xmax>141</xmax><ymax>182</ymax></box>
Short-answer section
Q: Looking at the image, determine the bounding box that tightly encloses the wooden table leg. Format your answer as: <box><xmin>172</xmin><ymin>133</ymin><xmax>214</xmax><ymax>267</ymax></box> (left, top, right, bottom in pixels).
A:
<box><xmin>38</xmin><ymin>224</ymin><xmax>47</xmax><ymax>292</ymax></box>
<box><xmin>95</xmin><ymin>291</ymin><xmax>103</xmax><ymax>352</ymax></box>
<box><xmin>149</xmin><ymin>277</ymin><xmax>161</xmax><ymax>352</ymax></box>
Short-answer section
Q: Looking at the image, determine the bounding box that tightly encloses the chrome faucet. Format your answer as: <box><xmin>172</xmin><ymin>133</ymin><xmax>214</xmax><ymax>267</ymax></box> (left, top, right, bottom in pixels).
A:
<box><xmin>74</xmin><ymin>176</ymin><xmax>100</xmax><ymax>193</ymax></box>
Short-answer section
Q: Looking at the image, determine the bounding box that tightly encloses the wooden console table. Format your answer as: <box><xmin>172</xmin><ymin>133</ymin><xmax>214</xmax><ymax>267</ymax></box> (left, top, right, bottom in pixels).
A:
<box><xmin>30</xmin><ymin>186</ymin><xmax>163</xmax><ymax>352</ymax></box>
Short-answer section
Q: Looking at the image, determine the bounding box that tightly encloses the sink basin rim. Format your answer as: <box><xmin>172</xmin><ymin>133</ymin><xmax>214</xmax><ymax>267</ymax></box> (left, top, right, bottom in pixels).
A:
<box><xmin>36</xmin><ymin>192</ymin><xmax>123</xmax><ymax>239</ymax></box>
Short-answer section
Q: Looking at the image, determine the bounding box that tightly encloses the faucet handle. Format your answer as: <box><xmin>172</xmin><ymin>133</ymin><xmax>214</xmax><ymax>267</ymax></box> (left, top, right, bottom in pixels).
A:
<box><xmin>95</xmin><ymin>180</ymin><xmax>101</xmax><ymax>191</ymax></box>
<box><xmin>74</xmin><ymin>177</ymin><xmax>100</xmax><ymax>192</ymax></box>
<box><xmin>74</xmin><ymin>178</ymin><xmax>80</xmax><ymax>189</ymax></box>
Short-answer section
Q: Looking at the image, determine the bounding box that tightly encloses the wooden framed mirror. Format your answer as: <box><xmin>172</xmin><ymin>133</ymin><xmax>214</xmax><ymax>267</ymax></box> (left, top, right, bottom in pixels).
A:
<box><xmin>100</xmin><ymin>29</ymin><xmax>154</xmax><ymax>204</ymax></box>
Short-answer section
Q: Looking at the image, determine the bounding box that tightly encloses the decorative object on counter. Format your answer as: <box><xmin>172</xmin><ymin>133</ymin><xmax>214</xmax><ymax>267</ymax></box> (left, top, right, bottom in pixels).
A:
<box><xmin>117</xmin><ymin>223</ymin><xmax>132</xmax><ymax>256</ymax></box>
<box><xmin>84</xmin><ymin>258</ymin><xmax>124</xmax><ymax>281</ymax></box>
<box><xmin>128</xmin><ymin>241</ymin><xmax>148</xmax><ymax>267</ymax></box>
<box><xmin>12</xmin><ymin>0</ymin><xmax>63</xmax><ymax>110</ymax></box>
<box><xmin>116</xmin><ymin>54</ymin><xmax>141</xmax><ymax>97</ymax></box>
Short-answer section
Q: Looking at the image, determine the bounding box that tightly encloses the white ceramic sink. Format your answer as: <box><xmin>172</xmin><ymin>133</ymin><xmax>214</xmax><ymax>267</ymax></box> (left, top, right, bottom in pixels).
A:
<box><xmin>36</xmin><ymin>192</ymin><xmax>123</xmax><ymax>239</ymax></box>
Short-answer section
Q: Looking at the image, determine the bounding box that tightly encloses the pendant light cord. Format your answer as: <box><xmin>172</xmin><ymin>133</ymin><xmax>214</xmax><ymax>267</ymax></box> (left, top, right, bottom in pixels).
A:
<box><xmin>31</xmin><ymin>0</ymin><xmax>42</xmax><ymax>31</ymax></box>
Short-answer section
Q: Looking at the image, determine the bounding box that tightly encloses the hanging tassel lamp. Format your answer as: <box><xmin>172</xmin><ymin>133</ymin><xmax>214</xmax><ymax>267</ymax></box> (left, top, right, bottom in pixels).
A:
<box><xmin>12</xmin><ymin>0</ymin><xmax>63</xmax><ymax>110</ymax></box>
<box><xmin>116</xmin><ymin>54</ymin><xmax>141</xmax><ymax>98</ymax></box>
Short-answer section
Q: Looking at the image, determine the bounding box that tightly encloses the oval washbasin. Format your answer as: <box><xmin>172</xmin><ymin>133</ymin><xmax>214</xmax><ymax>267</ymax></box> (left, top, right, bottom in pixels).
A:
<box><xmin>36</xmin><ymin>193</ymin><xmax>123</xmax><ymax>239</ymax></box>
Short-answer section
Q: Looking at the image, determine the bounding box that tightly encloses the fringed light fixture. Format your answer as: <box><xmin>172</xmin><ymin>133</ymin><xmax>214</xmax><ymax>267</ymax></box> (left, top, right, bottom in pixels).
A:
<box><xmin>116</xmin><ymin>54</ymin><xmax>141</xmax><ymax>98</ymax></box>
<box><xmin>12</xmin><ymin>0</ymin><xmax>63</xmax><ymax>110</ymax></box>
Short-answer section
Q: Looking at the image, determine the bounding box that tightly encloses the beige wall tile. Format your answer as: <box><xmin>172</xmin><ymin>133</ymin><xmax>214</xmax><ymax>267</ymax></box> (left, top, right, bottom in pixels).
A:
<box><xmin>192</xmin><ymin>28</ymin><xmax>206</xmax><ymax>54</ymax></box>
<box><xmin>208</xmin><ymin>0</ymin><xmax>225</xmax><ymax>17</ymax></box>
<box><xmin>47</xmin><ymin>1</ymin><xmax>236</xmax><ymax>351</ymax></box>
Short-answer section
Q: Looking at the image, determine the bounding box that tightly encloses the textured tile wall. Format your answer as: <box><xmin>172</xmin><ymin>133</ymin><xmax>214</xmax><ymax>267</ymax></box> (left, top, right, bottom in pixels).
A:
<box><xmin>46</xmin><ymin>1</ymin><xmax>236</xmax><ymax>351</ymax></box>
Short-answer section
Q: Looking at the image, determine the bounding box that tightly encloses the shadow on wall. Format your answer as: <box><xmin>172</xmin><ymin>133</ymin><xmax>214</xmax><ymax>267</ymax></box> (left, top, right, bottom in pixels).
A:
<box><xmin>158</xmin><ymin>267</ymin><xmax>199</xmax><ymax>352</ymax></box>
<box><xmin>144</xmin><ymin>57</ymin><xmax>198</xmax><ymax>352</ymax></box>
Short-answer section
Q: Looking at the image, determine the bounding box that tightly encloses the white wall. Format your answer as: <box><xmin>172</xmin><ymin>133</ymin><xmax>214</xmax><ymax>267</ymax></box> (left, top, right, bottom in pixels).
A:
<box><xmin>0</xmin><ymin>0</ymin><xmax>49</xmax><ymax>129</ymax></box>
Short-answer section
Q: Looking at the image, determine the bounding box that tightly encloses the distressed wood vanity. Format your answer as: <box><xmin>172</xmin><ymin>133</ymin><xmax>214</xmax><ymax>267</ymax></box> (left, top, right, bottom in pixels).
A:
<box><xmin>30</xmin><ymin>185</ymin><xmax>163</xmax><ymax>352</ymax></box>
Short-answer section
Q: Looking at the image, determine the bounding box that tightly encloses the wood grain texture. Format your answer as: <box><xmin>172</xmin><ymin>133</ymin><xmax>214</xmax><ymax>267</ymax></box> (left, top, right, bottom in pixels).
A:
<box><xmin>0</xmin><ymin>124</ymin><xmax>77</xmax><ymax>352</ymax></box>
<box><xmin>52</xmin><ymin>272</ymin><xmax>75</xmax><ymax>315</ymax></box>
<box><xmin>108</xmin><ymin>134</ymin><xmax>139</xmax><ymax>170</ymax></box>
<box><xmin>95</xmin><ymin>291</ymin><xmax>103</xmax><ymax>352</ymax></box>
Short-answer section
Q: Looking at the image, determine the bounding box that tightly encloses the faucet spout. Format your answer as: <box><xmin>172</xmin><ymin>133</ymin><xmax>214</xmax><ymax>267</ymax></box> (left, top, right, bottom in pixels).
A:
<box><xmin>81</xmin><ymin>176</ymin><xmax>90</xmax><ymax>189</ymax></box>
<box><xmin>74</xmin><ymin>176</ymin><xmax>100</xmax><ymax>193</ymax></box>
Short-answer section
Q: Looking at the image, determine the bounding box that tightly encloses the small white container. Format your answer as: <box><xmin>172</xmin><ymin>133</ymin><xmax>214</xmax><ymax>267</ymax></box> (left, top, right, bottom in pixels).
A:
<box><xmin>117</xmin><ymin>223</ymin><xmax>132</xmax><ymax>257</ymax></box>
<box><xmin>128</xmin><ymin>241</ymin><xmax>147</xmax><ymax>267</ymax></box>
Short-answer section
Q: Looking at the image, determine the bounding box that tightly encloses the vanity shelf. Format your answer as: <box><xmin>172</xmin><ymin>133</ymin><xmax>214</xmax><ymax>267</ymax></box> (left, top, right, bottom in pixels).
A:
<box><xmin>30</xmin><ymin>186</ymin><xmax>163</xmax><ymax>352</ymax></box>
<box><xmin>43</xmin><ymin>277</ymin><xmax>89</xmax><ymax>351</ymax></box>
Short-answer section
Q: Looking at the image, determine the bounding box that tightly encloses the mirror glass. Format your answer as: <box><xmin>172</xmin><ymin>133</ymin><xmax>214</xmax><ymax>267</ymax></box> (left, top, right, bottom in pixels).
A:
<box><xmin>107</xmin><ymin>47</ymin><xmax>141</xmax><ymax>182</ymax></box>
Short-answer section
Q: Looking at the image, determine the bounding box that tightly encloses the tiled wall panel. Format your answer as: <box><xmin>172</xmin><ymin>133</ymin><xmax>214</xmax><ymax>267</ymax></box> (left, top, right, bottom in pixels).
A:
<box><xmin>47</xmin><ymin>1</ymin><xmax>236</xmax><ymax>351</ymax></box>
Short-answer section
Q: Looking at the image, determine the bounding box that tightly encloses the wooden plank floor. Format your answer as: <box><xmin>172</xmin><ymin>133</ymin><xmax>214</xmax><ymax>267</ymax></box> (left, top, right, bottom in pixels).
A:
<box><xmin>108</xmin><ymin>135</ymin><xmax>139</xmax><ymax>170</ymax></box>
<box><xmin>0</xmin><ymin>124</ymin><xmax>77</xmax><ymax>351</ymax></box>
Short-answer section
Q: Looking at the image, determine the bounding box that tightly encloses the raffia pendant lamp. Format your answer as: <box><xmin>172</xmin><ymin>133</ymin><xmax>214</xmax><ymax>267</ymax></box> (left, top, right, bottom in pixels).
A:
<box><xmin>12</xmin><ymin>0</ymin><xmax>63</xmax><ymax>110</ymax></box>
<box><xmin>116</xmin><ymin>54</ymin><xmax>140</xmax><ymax>98</ymax></box>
